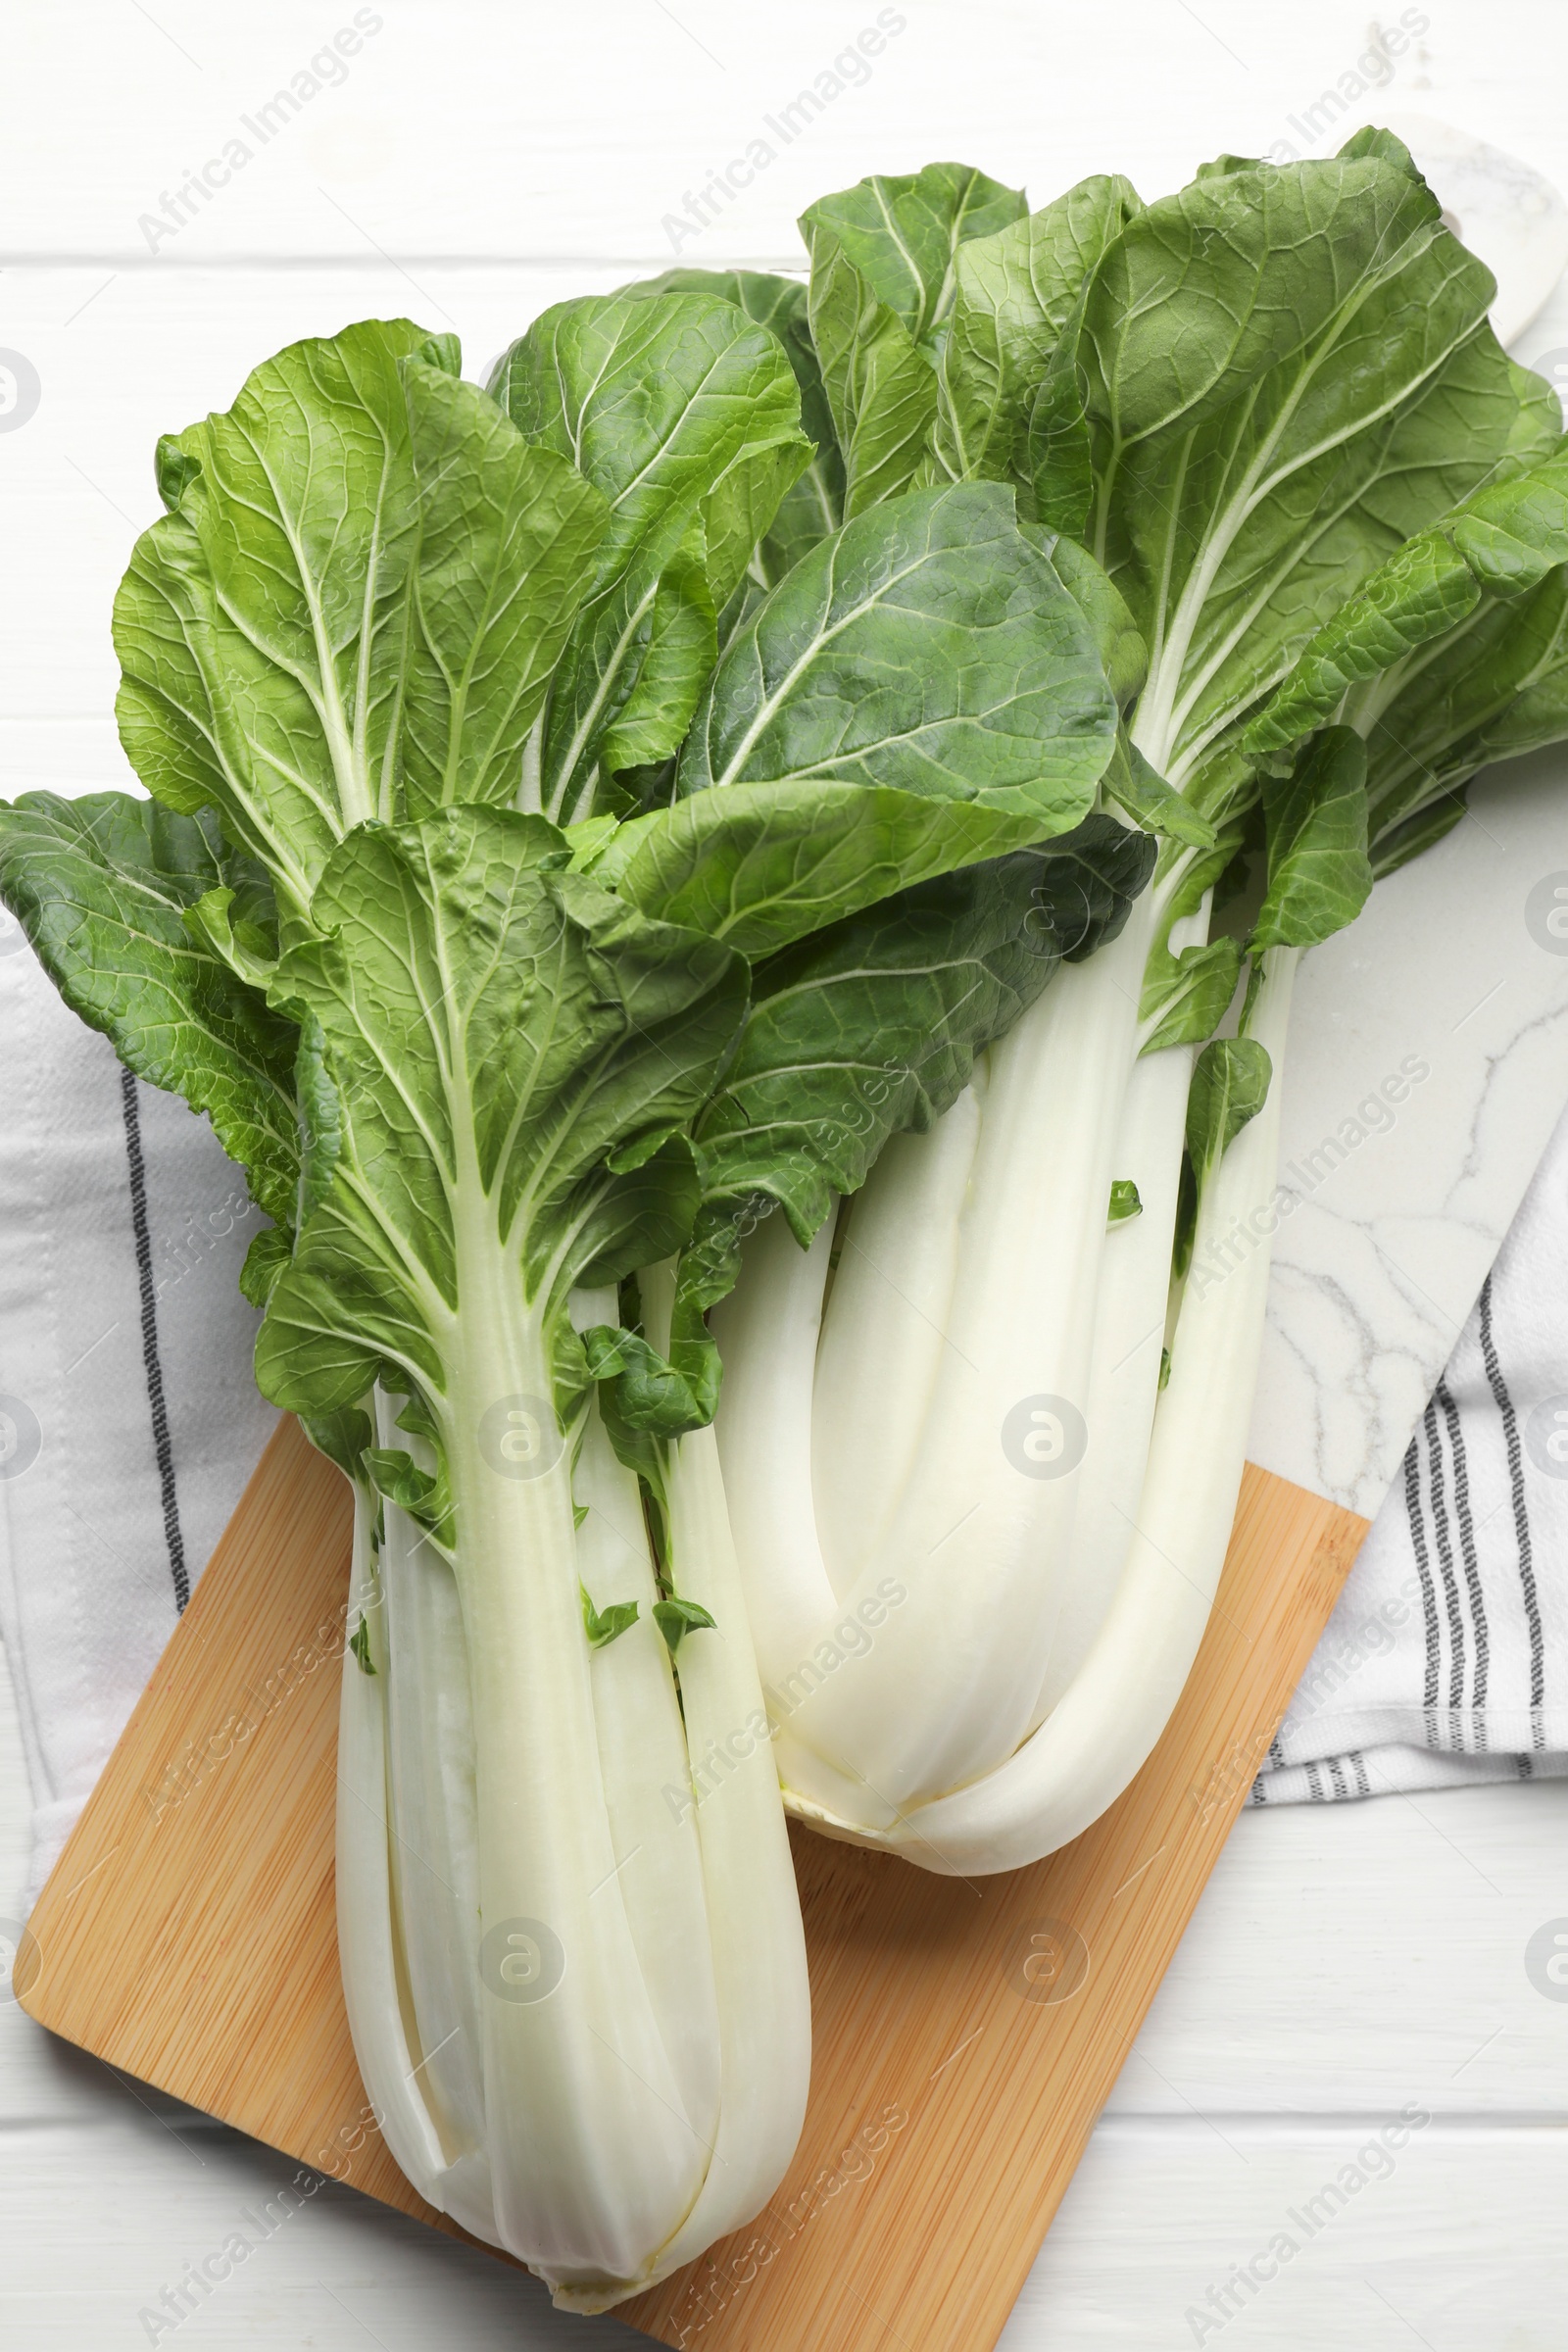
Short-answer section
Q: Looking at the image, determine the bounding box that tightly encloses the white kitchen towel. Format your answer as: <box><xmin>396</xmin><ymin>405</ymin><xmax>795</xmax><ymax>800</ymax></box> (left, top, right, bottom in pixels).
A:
<box><xmin>2</xmin><ymin>934</ymin><xmax>1566</xmax><ymax>1912</ymax></box>
<box><xmin>0</xmin><ymin>931</ymin><xmax>277</xmax><ymax>1911</ymax></box>
<box><xmin>1250</xmin><ymin>1094</ymin><xmax>1568</xmax><ymax>1806</ymax></box>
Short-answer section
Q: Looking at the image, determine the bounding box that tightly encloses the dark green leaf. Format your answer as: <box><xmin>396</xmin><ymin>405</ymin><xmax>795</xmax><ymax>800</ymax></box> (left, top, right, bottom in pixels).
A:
<box><xmin>1101</xmin><ymin>732</ymin><xmax>1216</xmax><ymax>848</ymax></box>
<box><xmin>239</xmin><ymin>1224</ymin><xmax>292</xmax><ymax>1308</ymax></box>
<box><xmin>580</xmin><ymin>1582</ymin><xmax>640</xmax><ymax>1649</ymax></box>
<box><xmin>932</xmin><ymin>175</ymin><xmax>1140</xmax><ymax>488</ymax></box>
<box><xmin>802</xmin><ymin>164</ymin><xmax>1027</xmax><ymax>347</ymax></box>
<box><xmin>1186</xmin><ymin>1036</ymin><xmax>1273</xmax><ymax>1193</ymax></box>
<box><xmin>579</xmin><ymin>1323</ymin><xmax>716</xmax><ymax>1437</ymax></box>
<box><xmin>1250</xmin><ymin>726</ymin><xmax>1373</xmax><ymax>954</ymax></box>
<box><xmin>623</xmin><ymin>271</ymin><xmax>844</xmax><ymax>583</ymax></box>
<box><xmin>299</xmin><ymin>1405</ymin><xmax>374</xmax><ymax>1486</ymax></box>
<box><xmin>489</xmin><ymin>291</ymin><xmax>810</xmax><ymax>816</ymax></box>
<box><xmin>675</xmin><ymin>480</ymin><xmax>1119</xmax><ymax>831</ymax></box>
<box><xmin>1068</xmin><ymin>143</ymin><xmax>1553</xmax><ymax>791</ymax></box>
<box><xmin>1138</xmin><ymin>935</ymin><xmax>1244</xmax><ymax>1054</ymax></box>
<box><xmin>1108</xmin><ymin>1178</ymin><xmax>1143</xmax><ymax>1223</ymax></box>
<box><xmin>399</xmin><ymin>360</ymin><xmax>611</xmax><ymax>816</ymax></box>
<box><xmin>653</xmin><ymin>1594</ymin><xmax>716</xmax><ymax>1656</ymax></box>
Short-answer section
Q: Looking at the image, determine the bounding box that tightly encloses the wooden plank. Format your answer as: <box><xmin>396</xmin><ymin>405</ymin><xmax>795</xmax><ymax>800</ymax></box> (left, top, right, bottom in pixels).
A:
<box><xmin>18</xmin><ymin>1419</ymin><xmax>1366</xmax><ymax>2349</ymax></box>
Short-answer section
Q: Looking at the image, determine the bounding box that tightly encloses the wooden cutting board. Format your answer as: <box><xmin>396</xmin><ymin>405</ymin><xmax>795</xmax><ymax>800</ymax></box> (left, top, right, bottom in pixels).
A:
<box><xmin>16</xmin><ymin>1413</ymin><xmax>1364</xmax><ymax>2351</ymax></box>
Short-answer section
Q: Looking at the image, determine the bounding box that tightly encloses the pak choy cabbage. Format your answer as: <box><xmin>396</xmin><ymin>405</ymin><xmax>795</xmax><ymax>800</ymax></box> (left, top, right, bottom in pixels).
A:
<box><xmin>0</xmin><ymin>302</ymin><xmax>1139</xmax><ymax>2302</ymax></box>
<box><xmin>670</xmin><ymin>135</ymin><xmax>1568</xmax><ymax>1874</ymax></box>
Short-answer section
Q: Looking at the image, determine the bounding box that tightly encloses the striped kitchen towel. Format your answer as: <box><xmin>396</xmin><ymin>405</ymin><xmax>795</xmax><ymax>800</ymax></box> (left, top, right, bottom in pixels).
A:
<box><xmin>1251</xmin><ymin>1096</ymin><xmax>1568</xmax><ymax>1806</ymax></box>
<box><xmin>0</xmin><ymin>931</ymin><xmax>276</xmax><ymax>1910</ymax></box>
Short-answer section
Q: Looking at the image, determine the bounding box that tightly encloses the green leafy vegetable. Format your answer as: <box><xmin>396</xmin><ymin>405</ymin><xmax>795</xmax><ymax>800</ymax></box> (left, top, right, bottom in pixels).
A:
<box><xmin>489</xmin><ymin>291</ymin><xmax>811</xmax><ymax>818</ymax></box>
<box><xmin>802</xmin><ymin>163</ymin><xmax>1025</xmax><ymax>515</ymax></box>
<box><xmin>580</xmin><ymin>1582</ymin><xmax>640</xmax><ymax>1649</ymax></box>
<box><xmin>653</xmin><ymin>1594</ymin><xmax>718</xmax><ymax>1655</ymax></box>
<box><xmin>116</xmin><ymin>322</ymin><xmax>608</xmax><ymax>923</ymax></box>
<box><xmin>0</xmin><ymin>793</ymin><xmax>298</xmax><ymax>1224</ymax></box>
<box><xmin>621</xmin><ymin>268</ymin><xmax>846</xmax><ymax>587</ymax></box>
<box><xmin>1250</xmin><ymin>726</ymin><xmax>1373</xmax><ymax>954</ymax></box>
<box><xmin>930</xmin><ymin>174</ymin><xmax>1140</xmax><ymax>490</ymax></box>
<box><xmin>675</xmin><ymin>480</ymin><xmax>1119</xmax><ymax>823</ymax></box>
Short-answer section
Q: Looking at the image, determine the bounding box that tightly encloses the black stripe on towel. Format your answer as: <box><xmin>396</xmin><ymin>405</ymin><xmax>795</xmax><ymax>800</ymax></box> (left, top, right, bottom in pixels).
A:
<box><xmin>1249</xmin><ymin>1734</ymin><xmax>1287</xmax><ymax>1806</ymax></box>
<box><xmin>1423</xmin><ymin>1396</ymin><xmax>1466</xmax><ymax>1740</ymax></box>
<box><xmin>1402</xmin><ymin>1431</ymin><xmax>1442</xmax><ymax>1742</ymax></box>
<box><xmin>120</xmin><ymin>1067</ymin><xmax>189</xmax><ymax>1613</ymax></box>
<box><xmin>1477</xmin><ymin>1271</ymin><xmax>1544</xmax><ymax>1742</ymax></box>
<box><xmin>1436</xmin><ymin>1373</ymin><xmax>1489</xmax><ymax>1735</ymax></box>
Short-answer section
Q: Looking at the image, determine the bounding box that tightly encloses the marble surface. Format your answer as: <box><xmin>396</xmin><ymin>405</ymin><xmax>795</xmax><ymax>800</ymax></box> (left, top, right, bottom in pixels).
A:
<box><xmin>1248</xmin><ymin>752</ymin><xmax>1568</xmax><ymax>1518</ymax></box>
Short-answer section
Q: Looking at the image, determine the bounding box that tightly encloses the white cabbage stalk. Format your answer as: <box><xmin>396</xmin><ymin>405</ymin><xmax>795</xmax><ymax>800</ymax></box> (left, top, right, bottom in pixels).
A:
<box><xmin>336</xmin><ymin>1280</ymin><xmax>809</xmax><ymax>2311</ymax></box>
<box><xmin>712</xmin><ymin>730</ymin><xmax>1298</xmax><ymax>1873</ymax></box>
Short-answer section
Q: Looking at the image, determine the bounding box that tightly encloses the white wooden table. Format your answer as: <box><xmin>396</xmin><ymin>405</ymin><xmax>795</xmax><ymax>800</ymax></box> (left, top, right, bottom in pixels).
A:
<box><xmin>2</xmin><ymin>4</ymin><xmax>1567</xmax><ymax>2343</ymax></box>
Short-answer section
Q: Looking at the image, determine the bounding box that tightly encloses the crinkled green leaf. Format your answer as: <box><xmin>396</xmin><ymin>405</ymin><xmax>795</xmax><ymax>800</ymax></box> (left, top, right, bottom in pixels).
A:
<box><xmin>254</xmin><ymin>807</ymin><xmax>748</xmax><ymax>1419</ymax></box>
<box><xmin>618</xmin><ymin>268</ymin><xmax>845</xmax><ymax>588</ymax></box>
<box><xmin>1234</xmin><ymin>421</ymin><xmax>1568</xmax><ymax>865</ymax></box>
<box><xmin>399</xmin><ymin>360</ymin><xmax>612</xmax><ymax>814</ymax></box>
<box><xmin>932</xmin><ymin>175</ymin><xmax>1140</xmax><ymax>488</ymax></box>
<box><xmin>579</xmin><ymin>1323</ymin><xmax>716</xmax><ymax>1438</ymax></box>
<box><xmin>1069</xmin><ymin>142</ymin><xmax>1555</xmax><ymax>789</ymax></box>
<box><xmin>1039</xmin><ymin>533</ymin><xmax>1149</xmax><ymax>710</ymax></box>
<box><xmin>1102</xmin><ymin>731</ymin><xmax>1216</xmax><ymax>849</ymax></box>
<box><xmin>1361</xmin><ymin>564</ymin><xmax>1568</xmax><ymax>847</ymax></box>
<box><xmin>675</xmin><ymin>479</ymin><xmax>1119</xmax><ymax>851</ymax></box>
<box><xmin>590</xmin><ymin>485</ymin><xmax>1123</xmax><ymax>960</ymax></box>
<box><xmin>580</xmin><ymin>1582</ymin><xmax>639</xmax><ymax>1649</ymax></box>
<box><xmin>653</xmin><ymin>1594</ymin><xmax>716</xmax><ymax>1656</ymax></box>
<box><xmin>597</xmin><ymin>782</ymin><xmax>1036</xmax><ymax>960</ymax></box>
<box><xmin>1247</xmin><ymin>439</ymin><xmax>1568</xmax><ymax>760</ymax></box>
<box><xmin>802</xmin><ymin>163</ymin><xmax>1024</xmax><ymax>514</ymax></box>
<box><xmin>299</xmin><ymin>1403</ymin><xmax>374</xmax><ymax>1487</ymax></box>
<box><xmin>803</xmin><ymin>163</ymin><xmax>1026</xmax><ymax>349</ymax></box>
<box><xmin>489</xmin><ymin>291</ymin><xmax>809</xmax><ymax>817</ymax></box>
<box><xmin>801</xmin><ymin>237</ymin><xmax>937</xmax><ymax>518</ymax></box>
<box><xmin>0</xmin><ymin>792</ymin><xmax>299</xmax><ymax>1225</ymax></box>
<box><xmin>1138</xmin><ymin>936</ymin><xmax>1244</xmax><ymax>1054</ymax></box>
<box><xmin>113</xmin><ymin>321</ymin><xmax>610</xmax><ymax>925</ymax></box>
<box><xmin>183</xmin><ymin>883</ymin><xmax>278</xmax><ymax>990</ymax></box>
<box><xmin>115</xmin><ymin>319</ymin><xmax>434</xmax><ymax>922</ymax></box>
<box><xmin>1025</xmin><ymin>326</ymin><xmax>1096</xmax><ymax>540</ymax></box>
<box><xmin>1194</xmin><ymin>153</ymin><xmax>1265</xmax><ymax>180</ymax></box>
<box><xmin>365</xmin><ymin>1443</ymin><xmax>454</xmax><ymax>1548</ymax></box>
<box><xmin>1243</xmin><ymin>531</ymin><xmax>1482</xmax><ymax>757</ymax></box>
<box><xmin>239</xmin><ymin>1224</ymin><xmax>292</xmax><ymax>1308</ymax></box>
<box><xmin>596</xmin><ymin>523</ymin><xmax>717</xmax><ymax>782</ymax></box>
<box><xmin>1250</xmin><ymin>726</ymin><xmax>1373</xmax><ymax>953</ymax></box>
